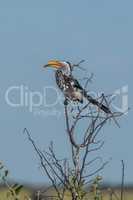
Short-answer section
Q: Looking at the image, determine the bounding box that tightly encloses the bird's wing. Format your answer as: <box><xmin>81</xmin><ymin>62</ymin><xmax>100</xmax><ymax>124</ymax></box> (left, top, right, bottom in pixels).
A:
<box><xmin>72</xmin><ymin>78</ymin><xmax>83</xmax><ymax>90</ymax></box>
<box><xmin>63</xmin><ymin>75</ymin><xmax>83</xmax><ymax>90</ymax></box>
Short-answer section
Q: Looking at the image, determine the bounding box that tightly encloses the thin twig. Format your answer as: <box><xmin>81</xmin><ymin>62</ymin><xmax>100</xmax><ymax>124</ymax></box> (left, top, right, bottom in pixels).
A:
<box><xmin>121</xmin><ymin>160</ymin><xmax>125</xmax><ymax>200</ymax></box>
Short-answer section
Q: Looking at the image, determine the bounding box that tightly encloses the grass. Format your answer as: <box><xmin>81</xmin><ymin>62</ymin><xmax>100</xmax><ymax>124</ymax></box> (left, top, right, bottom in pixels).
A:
<box><xmin>0</xmin><ymin>187</ymin><xmax>133</xmax><ymax>199</ymax></box>
<box><xmin>0</xmin><ymin>187</ymin><xmax>32</xmax><ymax>200</ymax></box>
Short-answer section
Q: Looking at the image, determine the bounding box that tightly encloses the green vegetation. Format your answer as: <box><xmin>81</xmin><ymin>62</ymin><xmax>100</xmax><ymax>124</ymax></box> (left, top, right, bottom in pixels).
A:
<box><xmin>0</xmin><ymin>187</ymin><xmax>32</xmax><ymax>200</ymax></box>
<box><xmin>0</xmin><ymin>186</ymin><xmax>133</xmax><ymax>200</ymax></box>
<box><xmin>0</xmin><ymin>162</ymin><xmax>32</xmax><ymax>199</ymax></box>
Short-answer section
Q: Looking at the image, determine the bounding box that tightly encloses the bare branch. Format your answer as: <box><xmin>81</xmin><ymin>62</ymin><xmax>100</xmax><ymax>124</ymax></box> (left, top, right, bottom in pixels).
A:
<box><xmin>82</xmin><ymin>161</ymin><xmax>109</xmax><ymax>178</ymax></box>
<box><xmin>24</xmin><ymin>63</ymin><xmax>124</xmax><ymax>200</ymax></box>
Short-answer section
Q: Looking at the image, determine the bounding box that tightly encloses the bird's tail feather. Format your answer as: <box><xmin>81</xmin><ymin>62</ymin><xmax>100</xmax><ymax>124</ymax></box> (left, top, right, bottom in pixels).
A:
<box><xmin>84</xmin><ymin>93</ymin><xmax>110</xmax><ymax>114</ymax></box>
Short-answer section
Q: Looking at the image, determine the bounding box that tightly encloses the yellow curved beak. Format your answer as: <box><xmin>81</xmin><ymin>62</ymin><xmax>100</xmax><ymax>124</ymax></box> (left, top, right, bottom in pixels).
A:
<box><xmin>43</xmin><ymin>60</ymin><xmax>63</xmax><ymax>69</ymax></box>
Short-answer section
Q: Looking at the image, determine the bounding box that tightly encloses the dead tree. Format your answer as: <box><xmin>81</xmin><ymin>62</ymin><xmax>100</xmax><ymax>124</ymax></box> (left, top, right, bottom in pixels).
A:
<box><xmin>24</xmin><ymin>68</ymin><xmax>123</xmax><ymax>200</ymax></box>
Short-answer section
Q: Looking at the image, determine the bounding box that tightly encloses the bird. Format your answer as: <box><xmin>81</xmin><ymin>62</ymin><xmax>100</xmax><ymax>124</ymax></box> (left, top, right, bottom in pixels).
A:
<box><xmin>43</xmin><ymin>60</ymin><xmax>110</xmax><ymax>114</ymax></box>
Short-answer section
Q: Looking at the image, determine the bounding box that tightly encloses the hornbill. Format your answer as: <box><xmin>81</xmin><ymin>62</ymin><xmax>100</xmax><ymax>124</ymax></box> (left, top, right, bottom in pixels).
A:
<box><xmin>43</xmin><ymin>60</ymin><xmax>110</xmax><ymax>114</ymax></box>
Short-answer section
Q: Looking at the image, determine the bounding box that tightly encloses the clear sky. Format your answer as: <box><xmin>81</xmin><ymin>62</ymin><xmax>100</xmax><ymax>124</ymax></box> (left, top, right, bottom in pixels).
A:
<box><xmin>0</xmin><ymin>0</ymin><xmax>132</xmax><ymax>184</ymax></box>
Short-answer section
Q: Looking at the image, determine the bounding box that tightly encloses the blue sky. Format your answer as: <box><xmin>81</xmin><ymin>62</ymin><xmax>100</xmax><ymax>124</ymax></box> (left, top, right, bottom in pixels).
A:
<box><xmin>0</xmin><ymin>0</ymin><xmax>132</xmax><ymax>184</ymax></box>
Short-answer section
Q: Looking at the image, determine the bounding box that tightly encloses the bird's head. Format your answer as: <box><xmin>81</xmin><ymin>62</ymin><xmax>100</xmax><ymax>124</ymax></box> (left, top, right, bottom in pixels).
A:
<box><xmin>43</xmin><ymin>60</ymin><xmax>72</xmax><ymax>75</ymax></box>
